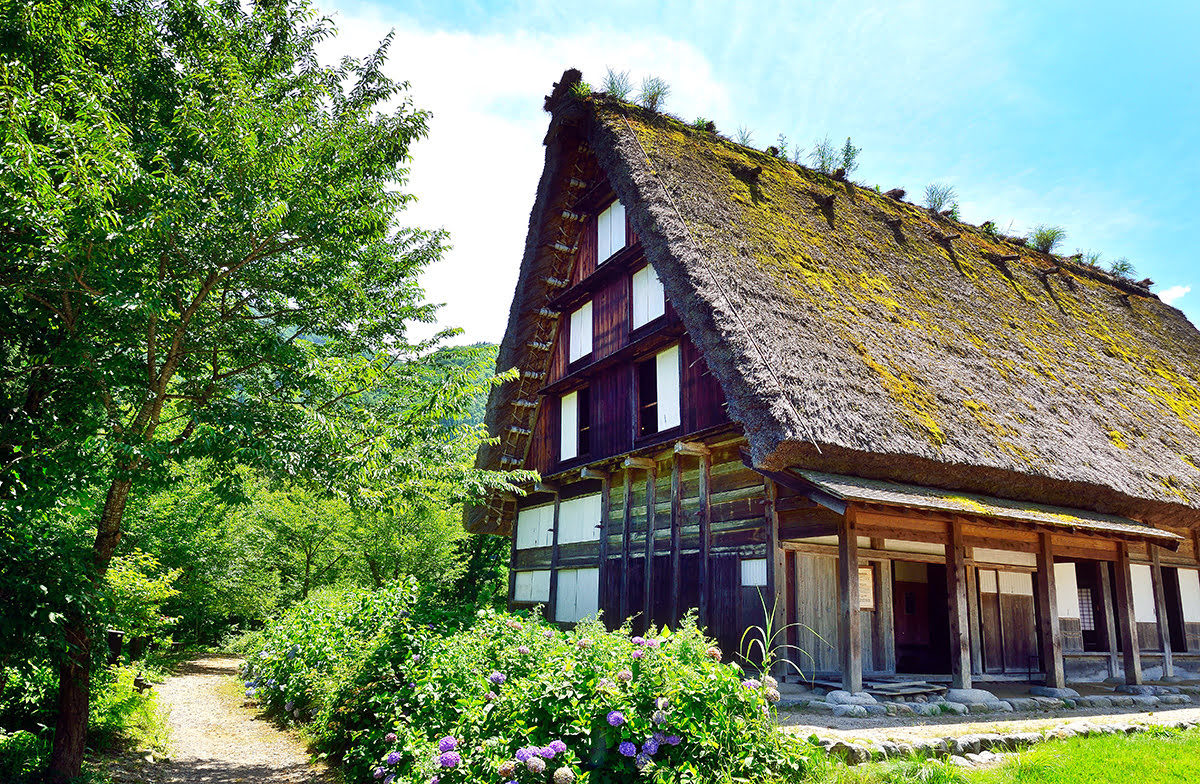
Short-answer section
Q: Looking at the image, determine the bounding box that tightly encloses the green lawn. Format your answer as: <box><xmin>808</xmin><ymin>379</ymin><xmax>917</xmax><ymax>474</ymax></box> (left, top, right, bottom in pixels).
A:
<box><xmin>806</xmin><ymin>727</ymin><xmax>1200</xmax><ymax>784</ymax></box>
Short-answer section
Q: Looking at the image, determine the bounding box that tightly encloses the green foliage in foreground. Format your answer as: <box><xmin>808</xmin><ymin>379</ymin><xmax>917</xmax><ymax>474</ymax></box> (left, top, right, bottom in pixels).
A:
<box><xmin>243</xmin><ymin>584</ymin><xmax>811</xmax><ymax>783</ymax></box>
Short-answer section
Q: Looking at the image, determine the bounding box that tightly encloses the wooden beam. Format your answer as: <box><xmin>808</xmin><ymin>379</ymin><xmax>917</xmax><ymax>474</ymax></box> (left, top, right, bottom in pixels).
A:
<box><xmin>580</xmin><ymin>467</ymin><xmax>608</xmax><ymax>480</ymax></box>
<box><xmin>620</xmin><ymin>469</ymin><xmax>633</xmax><ymax>623</ymax></box>
<box><xmin>838</xmin><ymin>507</ymin><xmax>863</xmax><ymax>692</ymax></box>
<box><xmin>966</xmin><ymin>565</ymin><xmax>984</xmax><ymax>677</ymax></box>
<box><xmin>507</xmin><ymin>505</ymin><xmax>519</xmax><ymax>613</ymax></box>
<box><xmin>534</xmin><ymin>480</ymin><xmax>558</xmax><ymax>494</ymax></box>
<box><xmin>947</xmin><ymin>519</ymin><xmax>972</xmax><ymax>689</ymax></box>
<box><xmin>669</xmin><ymin>452</ymin><xmax>683</xmax><ymax>628</ymax></box>
<box><xmin>642</xmin><ymin>465</ymin><xmax>658</xmax><ymax>634</ymax></box>
<box><xmin>597</xmin><ymin>472</ymin><xmax>612</xmax><ymax>628</ymax></box>
<box><xmin>674</xmin><ymin>440</ymin><xmax>711</xmax><ymax>457</ymax></box>
<box><xmin>1034</xmin><ymin>531</ymin><xmax>1065</xmax><ymax>688</ymax></box>
<box><xmin>1098</xmin><ymin>562</ymin><xmax>1120</xmax><ymax>678</ymax></box>
<box><xmin>877</xmin><ymin>558</ymin><xmax>896</xmax><ymax>674</ymax></box>
<box><xmin>765</xmin><ymin>478</ymin><xmax>785</xmax><ymax>666</ymax></box>
<box><xmin>1114</xmin><ymin>542</ymin><xmax>1143</xmax><ymax>685</ymax></box>
<box><xmin>698</xmin><ymin>451</ymin><xmax>712</xmax><ymax>629</ymax></box>
<box><xmin>624</xmin><ymin>456</ymin><xmax>656</xmax><ymax>470</ymax></box>
<box><xmin>1150</xmin><ymin>545</ymin><xmax>1175</xmax><ymax>677</ymax></box>
<box><xmin>548</xmin><ymin>491</ymin><xmax>562</xmax><ymax>622</ymax></box>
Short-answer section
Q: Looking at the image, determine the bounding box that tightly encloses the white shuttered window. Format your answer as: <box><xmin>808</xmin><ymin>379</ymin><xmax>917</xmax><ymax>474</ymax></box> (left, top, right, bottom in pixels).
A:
<box><xmin>656</xmin><ymin>345</ymin><xmax>681</xmax><ymax>431</ymax></box>
<box><xmin>558</xmin><ymin>494</ymin><xmax>602</xmax><ymax>544</ymax></box>
<box><xmin>596</xmin><ymin>200</ymin><xmax>626</xmax><ymax>264</ymax></box>
<box><xmin>515</xmin><ymin>570</ymin><xmax>550</xmax><ymax>603</ymax></box>
<box><xmin>560</xmin><ymin>391</ymin><xmax>578</xmax><ymax>460</ymax></box>
<box><xmin>515</xmin><ymin>505</ymin><xmax>554</xmax><ymax>550</ymax></box>
<box><xmin>1131</xmin><ymin>564</ymin><xmax>1158</xmax><ymax>623</ymax></box>
<box><xmin>741</xmin><ymin>558</ymin><xmax>767</xmax><ymax>587</ymax></box>
<box><xmin>556</xmin><ymin>567</ymin><xmax>600</xmax><ymax>622</ymax></box>
<box><xmin>569</xmin><ymin>301</ymin><xmax>593</xmax><ymax>362</ymax></box>
<box><xmin>631</xmin><ymin>265</ymin><xmax>666</xmax><ymax>328</ymax></box>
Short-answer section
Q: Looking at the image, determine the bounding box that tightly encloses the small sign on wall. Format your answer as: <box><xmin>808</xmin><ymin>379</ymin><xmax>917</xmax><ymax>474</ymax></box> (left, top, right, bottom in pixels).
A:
<box><xmin>858</xmin><ymin>566</ymin><xmax>875</xmax><ymax>611</ymax></box>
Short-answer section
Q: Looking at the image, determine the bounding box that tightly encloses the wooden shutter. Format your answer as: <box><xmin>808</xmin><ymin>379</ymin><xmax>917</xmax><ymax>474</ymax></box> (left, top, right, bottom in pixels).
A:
<box><xmin>516</xmin><ymin>569</ymin><xmax>551</xmax><ymax>602</ymax></box>
<box><xmin>575</xmin><ymin>568</ymin><xmax>600</xmax><ymax>619</ymax></box>
<box><xmin>596</xmin><ymin>200</ymin><xmax>625</xmax><ymax>264</ymax></box>
<box><xmin>559</xmin><ymin>494</ymin><xmax>601</xmax><ymax>544</ymax></box>
<box><xmin>1131</xmin><ymin>564</ymin><xmax>1158</xmax><ymax>622</ymax></box>
<box><xmin>740</xmin><ymin>558</ymin><xmax>767</xmax><ymax>587</ymax></box>
<box><xmin>1178</xmin><ymin>569</ymin><xmax>1200</xmax><ymax>623</ymax></box>
<box><xmin>560</xmin><ymin>391</ymin><xmax>578</xmax><ymax>460</ymax></box>
<box><xmin>1055</xmin><ymin>562</ymin><xmax>1081</xmax><ymax>618</ymax></box>
<box><xmin>569</xmin><ymin>301</ymin><xmax>592</xmax><ymax>362</ymax></box>
<box><xmin>516</xmin><ymin>505</ymin><xmax>554</xmax><ymax>550</ymax></box>
<box><xmin>556</xmin><ymin>568</ymin><xmax>578</xmax><ymax>622</ymax></box>
<box><xmin>631</xmin><ymin>266</ymin><xmax>665</xmax><ymax>328</ymax></box>
<box><xmin>655</xmin><ymin>345</ymin><xmax>681</xmax><ymax>430</ymax></box>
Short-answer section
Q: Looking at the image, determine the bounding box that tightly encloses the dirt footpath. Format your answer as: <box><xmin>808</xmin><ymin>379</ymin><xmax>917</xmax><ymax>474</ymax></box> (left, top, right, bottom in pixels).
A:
<box><xmin>104</xmin><ymin>654</ymin><xmax>334</xmax><ymax>784</ymax></box>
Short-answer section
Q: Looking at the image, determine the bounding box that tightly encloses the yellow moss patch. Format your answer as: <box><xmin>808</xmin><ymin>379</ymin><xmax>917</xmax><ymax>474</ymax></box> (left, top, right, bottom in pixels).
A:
<box><xmin>847</xmin><ymin>337</ymin><xmax>946</xmax><ymax>446</ymax></box>
<box><xmin>1107</xmin><ymin>430</ymin><xmax>1130</xmax><ymax>450</ymax></box>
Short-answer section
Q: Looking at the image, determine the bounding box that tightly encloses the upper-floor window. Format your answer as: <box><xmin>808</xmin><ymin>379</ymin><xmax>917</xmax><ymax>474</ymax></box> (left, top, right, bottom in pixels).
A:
<box><xmin>558</xmin><ymin>493</ymin><xmax>602</xmax><ymax>544</ymax></box>
<box><xmin>515</xmin><ymin>504</ymin><xmax>554</xmax><ymax>550</ymax></box>
<box><xmin>596</xmin><ymin>200</ymin><xmax>626</xmax><ymax>264</ymax></box>
<box><xmin>631</xmin><ymin>264</ymin><xmax>666</xmax><ymax>329</ymax></box>
<box><xmin>568</xmin><ymin>300</ymin><xmax>593</xmax><ymax>363</ymax></box>
<box><xmin>636</xmin><ymin>344</ymin><xmax>681</xmax><ymax>437</ymax></box>
<box><xmin>560</xmin><ymin>387</ymin><xmax>591</xmax><ymax>461</ymax></box>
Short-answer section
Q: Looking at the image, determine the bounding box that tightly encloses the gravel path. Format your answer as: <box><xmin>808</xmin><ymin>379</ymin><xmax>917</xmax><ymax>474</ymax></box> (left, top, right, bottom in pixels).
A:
<box><xmin>105</xmin><ymin>654</ymin><xmax>334</xmax><ymax>784</ymax></box>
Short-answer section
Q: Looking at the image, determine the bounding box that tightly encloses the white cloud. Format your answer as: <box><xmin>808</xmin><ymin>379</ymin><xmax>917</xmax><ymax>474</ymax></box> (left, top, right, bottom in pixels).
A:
<box><xmin>322</xmin><ymin>3</ymin><xmax>732</xmax><ymax>345</ymax></box>
<box><xmin>1159</xmin><ymin>284</ymin><xmax>1191</xmax><ymax>306</ymax></box>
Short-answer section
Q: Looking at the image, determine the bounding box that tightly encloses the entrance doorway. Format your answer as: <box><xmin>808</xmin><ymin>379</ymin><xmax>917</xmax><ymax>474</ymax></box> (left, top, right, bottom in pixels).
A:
<box><xmin>892</xmin><ymin>561</ymin><xmax>950</xmax><ymax>674</ymax></box>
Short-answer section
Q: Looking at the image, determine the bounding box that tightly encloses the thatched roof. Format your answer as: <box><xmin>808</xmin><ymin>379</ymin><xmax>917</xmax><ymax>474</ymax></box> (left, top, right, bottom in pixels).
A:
<box><xmin>469</xmin><ymin>70</ymin><xmax>1200</xmax><ymax>533</ymax></box>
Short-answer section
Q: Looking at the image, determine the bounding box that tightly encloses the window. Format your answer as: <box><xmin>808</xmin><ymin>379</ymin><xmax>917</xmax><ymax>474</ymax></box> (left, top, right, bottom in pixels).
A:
<box><xmin>568</xmin><ymin>301</ymin><xmax>592</xmax><ymax>363</ymax></box>
<box><xmin>514</xmin><ymin>569</ymin><xmax>550</xmax><ymax>603</ymax></box>
<box><xmin>558</xmin><ymin>494</ymin><xmax>602</xmax><ymax>544</ymax></box>
<box><xmin>1078</xmin><ymin>588</ymin><xmax>1095</xmax><ymax>631</ymax></box>
<box><xmin>637</xmin><ymin>345</ymin><xmax>681</xmax><ymax>437</ymax></box>
<box><xmin>631</xmin><ymin>265</ymin><xmax>665</xmax><ymax>328</ymax></box>
<box><xmin>559</xmin><ymin>387</ymin><xmax>590</xmax><ymax>461</ymax></box>
<box><xmin>596</xmin><ymin>200</ymin><xmax>626</xmax><ymax>264</ymax></box>
<box><xmin>515</xmin><ymin>505</ymin><xmax>554</xmax><ymax>550</ymax></box>
<box><xmin>555</xmin><ymin>567</ymin><xmax>600</xmax><ymax>622</ymax></box>
<box><xmin>740</xmin><ymin>558</ymin><xmax>767</xmax><ymax>587</ymax></box>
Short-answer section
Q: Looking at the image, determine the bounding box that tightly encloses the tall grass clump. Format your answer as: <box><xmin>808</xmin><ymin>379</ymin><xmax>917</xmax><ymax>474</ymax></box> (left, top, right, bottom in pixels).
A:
<box><xmin>923</xmin><ymin>183</ymin><xmax>958</xmax><ymax>215</ymax></box>
<box><xmin>601</xmin><ymin>68</ymin><xmax>633</xmax><ymax>100</ymax></box>
<box><xmin>1027</xmin><ymin>224</ymin><xmax>1066</xmax><ymax>253</ymax></box>
<box><xmin>636</xmin><ymin>76</ymin><xmax>670</xmax><ymax>112</ymax></box>
<box><xmin>244</xmin><ymin>582</ymin><xmax>811</xmax><ymax>783</ymax></box>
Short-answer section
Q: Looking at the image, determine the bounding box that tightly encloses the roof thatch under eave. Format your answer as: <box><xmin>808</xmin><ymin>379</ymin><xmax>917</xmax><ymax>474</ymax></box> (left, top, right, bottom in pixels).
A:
<box><xmin>579</xmin><ymin>93</ymin><xmax>1200</xmax><ymax>529</ymax></box>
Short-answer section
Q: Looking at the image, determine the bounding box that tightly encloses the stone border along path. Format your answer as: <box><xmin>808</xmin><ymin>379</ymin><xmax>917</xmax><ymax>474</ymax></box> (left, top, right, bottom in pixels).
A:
<box><xmin>777</xmin><ymin>685</ymin><xmax>1200</xmax><ymax>767</ymax></box>
<box><xmin>103</xmin><ymin>654</ymin><xmax>334</xmax><ymax>784</ymax></box>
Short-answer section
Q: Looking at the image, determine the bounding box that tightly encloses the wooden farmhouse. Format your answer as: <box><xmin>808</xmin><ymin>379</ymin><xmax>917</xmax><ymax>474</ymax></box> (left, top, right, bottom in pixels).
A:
<box><xmin>467</xmin><ymin>69</ymin><xmax>1200</xmax><ymax>692</ymax></box>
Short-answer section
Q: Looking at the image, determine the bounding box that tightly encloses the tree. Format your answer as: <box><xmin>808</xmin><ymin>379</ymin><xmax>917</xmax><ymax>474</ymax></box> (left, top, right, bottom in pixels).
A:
<box><xmin>0</xmin><ymin>1</ymin><xmax>457</xmax><ymax>777</ymax></box>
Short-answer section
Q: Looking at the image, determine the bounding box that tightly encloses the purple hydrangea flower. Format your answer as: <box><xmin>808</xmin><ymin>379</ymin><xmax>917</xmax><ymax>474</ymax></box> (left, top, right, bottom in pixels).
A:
<box><xmin>386</xmin><ymin>751</ymin><xmax>403</xmax><ymax>765</ymax></box>
<box><xmin>438</xmin><ymin>751</ymin><xmax>461</xmax><ymax>768</ymax></box>
<box><xmin>618</xmin><ymin>741</ymin><xmax>637</xmax><ymax>757</ymax></box>
<box><xmin>632</xmin><ymin>636</ymin><xmax>646</xmax><ymax>646</ymax></box>
<box><xmin>656</xmin><ymin>697</ymin><xmax>669</xmax><ymax>710</ymax></box>
<box><xmin>607</xmin><ymin>710</ymin><xmax>625</xmax><ymax>727</ymax></box>
<box><xmin>631</xmin><ymin>650</ymin><xmax>644</xmax><ymax>659</ymax></box>
<box><xmin>517</xmin><ymin>645</ymin><xmax>531</xmax><ymax>654</ymax></box>
<box><xmin>666</xmin><ymin>735</ymin><xmax>681</xmax><ymax>746</ymax></box>
<box><xmin>576</xmin><ymin>638</ymin><xmax>592</xmax><ymax>648</ymax></box>
<box><xmin>438</xmin><ymin>736</ymin><xmax>458</xmax><ymax>752</ymax></box>
<box><xmin>486</xmin><ymin>691</ymin><xmax>498</xmax><ymax>702</ymax></box>
<box><xmin>653</xmin><ymin>732</ymin><xmax>665</xmax><ymax>743</ymax></box>
<box><xmin>642</xmin><ymin>737</ymin><xmax>660</xmax><ymax>756</ymax></box>
<box><xmin>488</xmin><ymin>671</ymin><xmax>507</xmax><ymax>685</ymax></box>
<box><xmin>429</xmin><ymin>778</ymin><xmax>439</xmax><ymax>784</ymax></box>
<box><xmin>284</xmin><ymin>701</ymin><xmax>295</xmax><ymax>712</ymax></box>
<box><xmin>652</xmin><ymin>710</ymin><xmax>666</xmax><ymax>724</ymax></box>
<box><xmin>384</xmin><ymin>776</ymin><xmax>395</xmax><ymax>784</ymax></box>
<box><xmin>549</xmin><ymin>739</ymin><xmax>567</xmax><ymax>754</ymax></box>
<box><xmin>543</xmin><ymin>630</ymin><xmax>554</xmax><ymax>639</ymax></box>
<box><xmin>515</xmin><ymin>746</ymin><xmax>537</xmax><ymax>762</ymax></box>
<box><xmin>742</xmin><ymin>678</ymin><xmax>762</xmax><ymax>689</ymax></box>
<box><xmin>526</xmin><ymin>757</ymin><xmax>546</xmax><ymax>773</ymax></box>
<box><xmin>374</xmin><ymin>767</ymin><xmax>386</xmax><ymax>779</ymax></box>
<box><xmin>539</xmin><ymin>746</ymin><xmax>556</xmax><ymax>759</ymax></box>
<box><xmin>412</xmin><ymin>654</ymin><xmax>422</xmax><ymax>663</ymax></box>
<box><xmin>385</xmin><ymin>732</ymin><xmax>398</xmax><ymax>743</ymax></box>
<box><xmin>635</xmin><ymin>753</ymin><xmax>651</xmax><ymax>770</ymax></box>
<box><xmin>616</xmin><ymin>669</ymin><xmax>633</xmax><ymax>683</ymax></box>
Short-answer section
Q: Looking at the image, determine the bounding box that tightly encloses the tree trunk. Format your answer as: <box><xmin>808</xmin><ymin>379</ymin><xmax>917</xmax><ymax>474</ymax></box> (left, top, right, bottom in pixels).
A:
<box><xmin>47</xmin><ymin>475</ymin><xmax>132</xmax><ymax>783</ymax></box>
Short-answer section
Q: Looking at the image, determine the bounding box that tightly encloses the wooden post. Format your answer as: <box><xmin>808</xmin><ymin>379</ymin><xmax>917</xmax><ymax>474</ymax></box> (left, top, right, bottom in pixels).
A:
<box><xmin>947</xmin><ymin>519</ymin><xmax>972</xmax><ymax>689</ymax></box>
<box><xmin>507</xmin><ymin>512</ymin><xmax>519</xmax><ymax>613</ymax></box>
<box><xmin>698</xmin><ymin>452</ymin><xmax>712</xmax><ymax>629</ymax></box>
<box><xmin>1150</xmin><ymin>545</ymin><xmax>1175</xmax><ymax>678</ymax></box>
<box><xmin>642</xmin><ymin>464</ymin><xmax>658</xmax><ymax>633</ymax></box>
<box><xmin>548</xmin><ymin>492</ymin><xmax>562</xmax><ymax>622</ymax></box>
<box><xmin>620</xmin><ymin>470</ymin><xmax>634</xmax><ymax>623</ymax></box>
<box><xmin>838</xmin><ymin>507</ymin><xmax>863</xmax><ymax>693</ymax></box>
<box><xmin>877</xmin><ymin>558</ymin><xmax>896</xmax><ymax>674</ymax></box>
<box><xmin>1114</xmin><ymin>542</ymin><xmax>1144</xmax><ymax>685</ymax></box>
<box><xmin>1034</xmin><ymin>531</ymin><xmax>1065</xmax><ymax>689</ymax></box>
<box><xmin>669</xmin><ymin>453</ymin><xmax>683</xmax><ymax>628</ymax></box>
<box><xmin>966</xmin><ymin>562</ymin><xmax>984</xmax><ymax>676</ymax></box>
<box><xmin>586</xmin><ymin>469</ymin><xmax>612</xmax><ymax>628</ymax></box>
<box><xmin>764</xmin><ymin>479</ymin><xmax>786</xmax><ymax>665</ymax></box>
<box><xmin>1098</xmin><ymin>562</ymin><xmax>1120</xmax><ymax>678</ymax></box>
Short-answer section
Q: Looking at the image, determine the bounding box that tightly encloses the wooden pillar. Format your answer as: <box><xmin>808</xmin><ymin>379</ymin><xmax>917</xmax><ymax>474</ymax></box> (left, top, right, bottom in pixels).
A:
<box><xmin>838</xmin><ymin>507</ymin><xmax>862</xmax><ymax>693</ymax></box>
<box><xmin>947</xmin><ymin>519</ymin><xmax>972</xmax><ymax>689</ymax></box>
<box><xmin>1114</xmin><ymin>542</ymin><xmax>1143</xmax><ymax>685</ymax></box>
<box><xmin>1034</xmin><ymin>531</ymin><xmax>1065</xmax><ymax>689</ymax></box>
<box><xmin>583</xmin><ymin>468</ymin><xmax>611</xmax><ymax>628</ymax></box>
<box><xmin>698</xmin><ymin>452</ymin><xmax>712</xmax><ymax>629</ymax></box>
<box><xmin>507</xmin><ymin>510</ymin><xmax>519</xmax><ymax>613</ymax></box>
<box><xmin>877</xmin><ymin>558</ymin><xmax>896</xmax><ymax>674</ymax></box>
<box><xmin>1150</xmin><ymin>545</ymin><xmax>1175</xmax><ymax>677</ymax></box>
<box><xmin>666</xmin><ymin>453</ymin><xmax>682</xmax><ymax>628</ymax></box>
<box><xmin>642</xmin><ymin>463</ymin><xmax>658</xmax><ymax>633</ymax></box>
<box><xmin>966</xmin><ymin>562</ymin><xmax>984</xmax><ymax>676</ymax></box>
<box><xmin>1098</xmin><ymin>563</ymin><xmax>1120</xmax><ymax>677</ymax></box>
<box><xmin>548</xmin><ymin>491</ymin><xmax>562</xmax><ymax>621</ymax></box>
<box><xmin>620</xmin><ymin>469</ymin><xmax>634</xmax><ymax>623</ymax></box>
<box><xmin>764</xmin><ymin>479</ymin><xmax>785</xmax><ymax>644</ymax></box>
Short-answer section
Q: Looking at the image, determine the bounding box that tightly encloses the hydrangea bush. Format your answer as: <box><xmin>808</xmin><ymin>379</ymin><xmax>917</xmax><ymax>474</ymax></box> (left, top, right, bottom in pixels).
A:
<box><xmin>244</xmin><ymin>584</ymin><xmax>809</xmax><ymax>783</ymax></box>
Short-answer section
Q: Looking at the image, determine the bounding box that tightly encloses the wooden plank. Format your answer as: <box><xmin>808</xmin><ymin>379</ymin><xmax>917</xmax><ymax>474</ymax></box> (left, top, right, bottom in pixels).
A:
<box><xmin>1151</xmin><ymin>545</ymin><xmax>1176</xmax><ymax>677</ymax></box>
<box><xmin>669</xmin><ymin>452</ymin><xmax>683</xmax><ymax>628</ymax></box>
<box><xmin>1098</xmin><ymin>562</ymin><xmax>1120</xmax><ymax>676</ymax></box>
<box><xmin>839</xmin><ymin>508</ymin><xmax>863</xmax><ymax>692</ymax></box>
<box><xmin>877</xmin><ymin>558</ymin><xmax>896</xmax><ymax>674</ymax></box>
<box><xmin>621</xmin><ymin>469</ymin><xmax>633</xmax><ymax>623</ymax></box>
<box><xmin>1114</xmin><ymin>542</ymin><xmax>1144</xmax><ymax>685</ymax></box>
<box><xmin>699</xmin><ymin>451</ymin><xmax>712</xmax><ymax>629</ymax></box>
<box><xmin>1034</xmin><ymin>531</ymin><xmax>1065</xmax><ymax>688</ymax></box>
<box><xmin>765</xmin><ymin>478</ymin><xmax>785</xmax><ymax>667</ymax></box>
<box><xmin>642</xmin><ymin>465</ymin><xmax>658</xmax><ymax>633</ymax></box>
<box><xmin>947</xmin><ymin>519</ymin><xmax>972</xmax><ymax>689</ymax></box>
<box><xmin>548</xmin><ymin>492</ymin><xmax>562</xmax><ymax>621</ymax></box>
<box><xmin>597</xmin><ymin>472</ymin><xmax>611</xmax><ymax>627</ymax></box>
<box><xmin>508</xmin><ymin>507</ymin><xmax>519</xmax><ymax>612</ymax></box>
<box><xmin>785</xmin><ymin>550</ymin><xmax>799</xmax><ymax>672</ymax></box>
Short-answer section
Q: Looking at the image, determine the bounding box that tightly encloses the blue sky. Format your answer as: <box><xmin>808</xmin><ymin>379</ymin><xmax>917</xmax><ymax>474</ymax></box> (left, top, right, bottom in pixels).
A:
<box><xmin>325</xmin><ymin>0</ymin><xmax>1200</xmax><ymax>344</ymax></box>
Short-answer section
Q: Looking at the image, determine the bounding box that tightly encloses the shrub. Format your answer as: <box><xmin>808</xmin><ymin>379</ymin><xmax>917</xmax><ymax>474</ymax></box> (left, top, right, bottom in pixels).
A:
<box><xmin>923</xmin><ymin>183</ymin><xmax>958</xmax><ymax>214</ymax></box>
<box><xmin>809</xmin><ymin>136</ymin><xmax>838</xmax><ymax>174</ymax></box>
<box><xmin>636</xmin><ymin>77</ymin><xmax>670</xmax><ymax>112</ymax></box>
<box><xmin>734</xmin><ymin>126</ymin><xmax>754</xmax><ymax>146</ymax></box>
<box><xmin>246</xmin><ymin>586</ymin><xmax>809</xmax><ymax>783</ymax></box>
<box><xmin>1109</xmin><ymin>257</ymin><xmax>1136</xmax><ymax>278</ymax></box>
<box><xmin>1027</xmin><ymin>224</ymin><xmax>1066</xmax><ymax>253</ymax></box>
<box><xmin>602</xmin><ymin>68</ymin><xmax>633</xmax><ymax>101</ymax></box>
<box><xmin>839</xmin><ymin>137</ymin><xmax>861</xmax><ymax>175</ymax></box>
<box><xmin>88</xmin><ymin>665</ymin><xmax>169</xmax><ymax>754</ymax></box>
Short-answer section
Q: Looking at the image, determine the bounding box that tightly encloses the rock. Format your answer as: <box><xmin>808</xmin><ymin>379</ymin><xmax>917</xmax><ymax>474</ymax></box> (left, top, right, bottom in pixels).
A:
<box><xmin>1012</xmin><ymin>732</ymin><xmax>1042</xmax><ymax>748</ymax></box>
<box><xmin>964</xmin><ymin>752</ymin><xmax>984</xmax><ymax>764</ymax></box>
<box><xmin>896</xmin><ymin>742</ymin><xmax>914</xmax><ymax>757</ymax></box>
<box><xmin>777</xmin><ymin>697</ymin><xmax>809</xmax><ymax>709</ymax></box>
<box><xmin>942</xmin><ymin>701</ymin><xmax>969</xmax><ymax>715</ymax></box>
<box><xmin>1033</xmin><ymin>696</ymin><xmax>1064</xmax><ymax>710</ymax></box>
<box><xmin>987</xmin><ymin>701</ymin><xmax>1014</xmax><ymax>712</ymax></box>
<box><xmin>1130</xmin><ymin>695</ymin><xmax>1160</xmax><ymax>708</ymax></box>
<box><xmin>825</xmin><ymin>690</ymin><xmax>878</xmax><ymax>705</ymax></box>
<box><xmin>913</xmin><ymin>702</ymin><xmax>941</xmax><ymax>716</ymax></box>
<box><xmin>1061</xmin><ymin>698</ymin><xmax>1078</xmax><ymax>709</ymax></box>
<box><xmin>1116</xmin><ymin>684</ymin><xmax>1158</xmax><ymax>695</ymax></box>
<box><xmin>948</xmin><ymin>737</ymin><xmax>970</xmax><ymax>755</ymax></box>
<box><xmin>1089</xmin><ymin>696</ymin><xmax>1114</xmax><ymax>709</ymax></box>
<box><xmin>1030</xmin><ymin>686</ymin><xmax>1080</xmax><ymax>699</ymax></box>
<box><xmin>1008</xmin><ymin>697</ymin><xmax>1040</xmax><ymax>712</ymax></box>
<box><xmin>1050</xmin><ymin>726</ymin><xmax>1077</xmax><ymax>740</ymax></box>
<box><xmin>865</xmin><ymin>703</ymin><xmax>888</xmax><ymax>716</ymax></box>
<box><xmin>945</xmin><ymin>688</ymin><xmax>1000</xmax><ymax>705</ymax></box>
<box><xmin>805</xmin><ymin>701</ymin><xmax>835</xmax><ymax>714</ymax></box>
<box><xmin>832</xmin><ymin>704</ymin><xmax>869</xmax><ymax>718</ymax></box>
<box><xmin>1110</xmin><ymin>695</ymin><xmax>1135</xmax><ymax>707</ymax></box>
<box><xmin>1159</xmin><ymin>694</ymin><xmax>1190</xmax><ymax>705</ymax></box>
<box><xmin>878</xmin><ymin>741</ymin><xmax>901</xmax><ymax>759</ymax></box>
<box><xmin>947</xmin><ymin>756</ymin><xmax>973</xmax><ymax>767</ymax></box>
<box><xmin>828</xmin><ymin>740</ymin><xmax>870</xmax><ymax>764</ymax></box>
<box><xmin>888</xmin><ymin>702</ymin><xmax>916</xmax><ymax>716</ymax></box>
